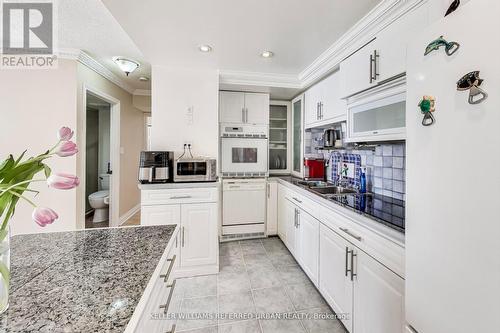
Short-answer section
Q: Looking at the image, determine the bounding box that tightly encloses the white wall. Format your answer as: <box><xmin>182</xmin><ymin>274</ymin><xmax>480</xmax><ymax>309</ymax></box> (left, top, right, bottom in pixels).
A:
<box><xmin>0</xmin><ymin>60</ymin><xmax>79</xmax><ymax>235</ymax></box>
<box><xmin>151</xmin><ymin>66</ymin><xmax>219</xmax><ymax>159</ymax></box>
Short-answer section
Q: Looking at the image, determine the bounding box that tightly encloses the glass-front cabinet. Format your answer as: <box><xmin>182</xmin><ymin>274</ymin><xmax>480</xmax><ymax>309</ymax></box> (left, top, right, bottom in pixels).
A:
<box><xmin>291</xmin><ymin>95</ymin><xmax>304</xmax><ymax>178</ymax></box>
<box><xmin>269</xmin><ymin>102</ymin><xmax>291</xmax><ymax>174</ymax></box>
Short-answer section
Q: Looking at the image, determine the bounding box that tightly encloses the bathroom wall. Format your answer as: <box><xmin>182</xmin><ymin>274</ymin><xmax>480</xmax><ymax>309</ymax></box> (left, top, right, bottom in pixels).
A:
<box><xmin>98</xmin><ymin>108</ymin><xmax>111</xmax><ymax>183</ymax></box>
<box><xmin>85</xmin><ymin>107</ymin><xmax>99</xmax><ymax>212</ymax></box>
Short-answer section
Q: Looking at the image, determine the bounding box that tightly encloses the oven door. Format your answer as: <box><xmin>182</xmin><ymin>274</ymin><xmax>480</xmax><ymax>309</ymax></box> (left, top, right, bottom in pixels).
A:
<box><xmin>221</xmin><ymin>137</ymin><xmax>268</xmax><ymax>176</ymax></box>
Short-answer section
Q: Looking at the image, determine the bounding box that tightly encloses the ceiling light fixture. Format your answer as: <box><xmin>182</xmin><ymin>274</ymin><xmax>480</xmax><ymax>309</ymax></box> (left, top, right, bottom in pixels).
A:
<box><xmin>138</xmin><ymin>76</ymin><xmax>150</xmax><ymax>82</ymax></box>
<box><xmin>112</xmin><ymin>57</ymin><xmax>140</xmax><ymax>76</ymax></box>
<box><xmin>261</xmin><ymin>51</ymin><xmax>274</xmax><ymax>58</ymax></box>
<box><xmin>198</xmin><ymin>44</ymin><xmax>213</xmax><ymax>53</ymax></box>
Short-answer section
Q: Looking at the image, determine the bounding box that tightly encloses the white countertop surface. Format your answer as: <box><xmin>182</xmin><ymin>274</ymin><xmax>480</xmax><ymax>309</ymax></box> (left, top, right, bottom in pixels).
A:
<box><xmin>138</xmin><ymin>181</ymin><xmax>220</xmax><ymax>190</ymax></box>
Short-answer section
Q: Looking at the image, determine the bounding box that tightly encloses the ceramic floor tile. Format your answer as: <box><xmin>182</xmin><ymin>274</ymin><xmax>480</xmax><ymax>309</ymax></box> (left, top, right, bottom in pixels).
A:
<box><xmin>252</xmin><ymin>287</ymin><xmax>294</xmax><ymax>314</ymax></box>
<box><xmin>218</xmin><ymin>320</ymin><xmax>262</xmax><ymax>333</ymax></box>
<box><xmin>242</xmin><ymin>254</ymin><xmax>273</xmax><ymax>267</ymax></box>
<box><xmin>220</xmin><ymin>255</ymin><xmax>246</xmax><ymax>273</ymax></box>
<box><xmin>277</xmin><ymin>265</ymin><xmax>310</xmax><ymax>285</ymax></box>
<box><xmin>240</xmin><ymin>242</ymin><xmax>267</xmax><ymax>256</ymax></box>
<box><xmin>259</xmin><ymin>319</ymin><xmax>306</xmax><ymax>333</ymax></box>
<box><xmin>217</xmin><ymin>270</ymin><xmax>252</xmax><ymax>295</ymax></box>
<box><xmin>298</xmin><ymin>306</ymin><xmax>347</xmax><ymax>333</ymax></box>
<box><xmin>247</xmin><ymin>264</ymin><xmax>282</xmax><ymax>290</ymax></box>
<box><xmin>183</xmin><ymin>275</ymin><xmax>218</xmax><ymax>298</ymax></box>
<box><xmin>285</xmin><ymin>282</ymin><xmax>327</xmax><ymax>311</ymax></box>
<box><xmin>218</xmin><ymin>291</ymin><xmax>256</xmax><ymax>324</ymax></box>
<box><xmin>177</xmin><ymin>296</ymin><xmax>218</xmax><ymax>331</ymax></box>
<box><xmin>220</xmin><ymin>241</ymin><xmax>242</xmax><ymax>258</ymax></box>
<box><xmin>268</xmin><ymin>251</ymin><xmax>298</xmax><ymax>268</ymax></box>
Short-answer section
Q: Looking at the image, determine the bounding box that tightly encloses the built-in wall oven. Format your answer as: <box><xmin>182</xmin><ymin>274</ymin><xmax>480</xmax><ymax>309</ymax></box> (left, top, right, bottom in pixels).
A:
<box><xmin>220</xmin><ymin>124</ymin><xmax>268</xmax><ymax>177</ymax></box>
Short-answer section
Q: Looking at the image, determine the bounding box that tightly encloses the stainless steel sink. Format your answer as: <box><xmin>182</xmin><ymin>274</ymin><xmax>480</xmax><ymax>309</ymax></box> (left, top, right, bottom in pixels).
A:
<box><xmin>310</xmin><ymin>186</ymin><xmax>357</xmax><ymax>195</ymax></box>
<box><xmin>296</xmin><ymin>180</ymin><xmax>332</xmax><ymax>188</ymax></box>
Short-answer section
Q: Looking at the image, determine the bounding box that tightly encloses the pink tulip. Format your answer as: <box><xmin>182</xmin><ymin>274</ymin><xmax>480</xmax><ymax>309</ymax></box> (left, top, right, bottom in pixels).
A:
<box><xmin>47</xmin><ymin>172</ymin><xmax>80</xmax><ymax>190</ymax></box>
<box><xmin>56</xmin><ymin>141</ymin><xmax>78</xmax><ymax>157</ymax></box>
<box><xmin>32</xmin><ymin>207</ymin><xmax>58</xmax><ymax>227</ymax></box>
<box><xmin>57</xmin><ymin>127</ymin><xmax>74</xmax><ymax>141</ymax></box>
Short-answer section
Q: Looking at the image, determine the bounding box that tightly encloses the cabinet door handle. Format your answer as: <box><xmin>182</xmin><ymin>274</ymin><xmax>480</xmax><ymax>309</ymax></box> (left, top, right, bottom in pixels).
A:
<box><xmin>370</xmin><ymin>54</ymin><xmax>374</xmax><ymax>83</ymax></box>
<box><xmin>166</xmin><ymin>324</ymin><xmax>176</xmax><ymax>333</ymax></box>
<box><xmin>170</xmin><ymin>195</ymin><xmax>192</xmax><ymax>199</ymax></box>
<box><xmin>345</xmin><ymin>247</ymin><xmax>351</xmax><ymax>277</ymax></box>
<box><xmin>181</xmin><ymin>227</ymin><xmax>185</xmax><ymax>247</ymax></box>
<box><xmin>159</xmin><ymin>279</ymin><xmax>177</xmax><ymax>314</ymax></box>
<box><xmin>373</xmin><ymin>50</ymin><xmax>380</xmax><ymax>81</ymax></box>
<box><xmin>339</xmin><ymin>227</ymin><xmax>362</xmax><ymax>241</ymax></box>
<box><xmin>350</xmin><ymin>251</ymin><xmax>357</xmax><ymax>281</ymax></box>
<box><xmin>320</xmin><ymin>102</ymin><xmax>323</xmax><ymax>119</ymax></box>
<box><xmin>292</xmin><ymin>197</ymin><xmax>302</xmax><ymax>204</ymax></box>
<box><xmin>267</xmin><ymin>183</ymin><xmax>270</xmax><ymax>198</ymax></box>
<box><xmin>160</xmin><ymin>254</ymin><xmax>177</xmax><ymax>283</ymax></box>
<box><xmin>296</xmin><ymin>210</ymin><xmax>300</xmax><ymax>228</ymax></box>
<box><xmin>293</xmin><ymin>208</ymin><xmax>297</xmax><ymax>227</ymax></box>
<box><xmin>242</xmin><ymin>108</ymin><xmax>245</xmax><ymax>123</ymax></box>
<box><xmin>245</xmin><ymin>108</ymin><xmax>249</xmax><ymax>123</ymax></box>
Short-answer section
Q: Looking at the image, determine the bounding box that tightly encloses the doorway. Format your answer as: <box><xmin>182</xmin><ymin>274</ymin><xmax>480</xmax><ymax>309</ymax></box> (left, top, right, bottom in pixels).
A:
<box><xmin>83</xmin><ymin>87</ymin><xmax>120</xmax><ymax>229</ymax></box>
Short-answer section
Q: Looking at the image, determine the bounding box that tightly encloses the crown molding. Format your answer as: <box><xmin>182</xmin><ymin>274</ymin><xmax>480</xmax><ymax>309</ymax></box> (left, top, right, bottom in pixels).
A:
<box><xmin>219</xmin><ymin>70</ymin><xmax>301</xmax><ymax>89</ymax></box>
<box><xmin>133</xmin><ymin>89</ymin><xmax>151</xmax><ymax>96</ymax></box>
<box><xmin>57</xmin><ymin>48</ymin><xmax>136</xmax><ymax>95</ymax></box>
<box><xmin>219</xmin><ymin>0</ymin><xmax>427</xmax><ymax>91</ymax></box>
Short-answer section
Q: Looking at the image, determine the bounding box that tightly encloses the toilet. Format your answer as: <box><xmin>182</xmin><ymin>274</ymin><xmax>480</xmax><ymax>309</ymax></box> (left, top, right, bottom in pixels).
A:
<box><xmin>88</xmin><ymin>174</ymin><xmax>110</xmax><ymax>223</ymax></box>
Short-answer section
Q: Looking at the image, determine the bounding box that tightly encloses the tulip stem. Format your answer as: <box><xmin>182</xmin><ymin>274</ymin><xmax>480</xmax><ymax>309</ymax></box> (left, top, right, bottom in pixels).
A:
<box><xmin>7</xmin><ymin>190</ymin><xmax>37</xmax><ymax>208</ymax></box>
<box><xmin>0</xmin><ymin>179</ymin><xmax>45</xmax><ymax>197</ymax></box>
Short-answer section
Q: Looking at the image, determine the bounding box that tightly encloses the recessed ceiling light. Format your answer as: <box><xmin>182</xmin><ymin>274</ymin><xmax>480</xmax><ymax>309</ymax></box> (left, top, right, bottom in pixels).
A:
<box><xmin>261</xmin><ymin>51</ymin><xmax>274</xmax><ymax>58</ymax></box>
<box><xmin>198</xmin><ymin>45</ymin><xmax>213</xmax><ymax>53</ymax></box>
<box><xmin>138</xmin><ymin>76</ymin><xmax>150</xmax><ymax>82</ymax></box>
<box><xmin>112</xmin><ymin>57</ymin><xmax>140</xmax><ymax>76</ymax></box>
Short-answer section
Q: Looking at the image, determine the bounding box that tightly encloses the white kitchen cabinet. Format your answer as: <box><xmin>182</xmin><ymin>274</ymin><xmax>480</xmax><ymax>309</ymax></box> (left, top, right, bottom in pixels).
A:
<box><xmin>269</xmin><ymin>101</ymin><xmax>291</xmax><ymax>174</ymax></box>
<box><xmin>340</xmin><ymin>40</ymin><xmax>377</xmax><ymax>98</ymax></box>
<box><xmin>266</xmin><ymin>181</ymin><xmax>278</xmax><ymax>235</ymax></box>
<box><xmin>295</xmin><ymin>208</ymin><xmax>319</xmax><ymax>286</ymax></box>
<box><xmin>180</xmin><ymin>203</ymin><xmax>218</xmax><ymax>267</ymax></box>
<box><xmin>219</xmin><ymin>91</ymin><xmax>245</xmax><ymax>123</ymax></box>
<box><xmin>353</xmin><ymin>250</ymin><xmax>405</xmax><ymax>333</ymax></box>
<box><xmin>283</xmin><ymin>198</ymin><xmax>298</xmax><ymax>255</ymax></box>
<box><xmin>291</xmin><ymin>95</ymin><xmax>304</xmax><ymax>178</ymax></box>
<box><xmin>140</xmin><ymin>186</ymin><xmax>219</xmax><ymax>277</ymax></box>
<box><xmin>305</xmin><ymin>70</ymin><xmax>346</xmax><ymax>128</ymax></box>
<box><xmin>277</xmin><ymin>185</ymin><xmax>287</xmax><ymax>241</ymax></box>
<box><xmin>319</xmin><ymin>224</ymin><xmax>354</xmax><ymax>332</ymax></box>
<box><xmin>219</xmin><ymin>91</ymin><xmax>269</xmax><ymax>125</ymax></box>
<box><xmin>141</xmin><ymin>205</ymin><xmax>180</xmax><ymax>226</ymax></box>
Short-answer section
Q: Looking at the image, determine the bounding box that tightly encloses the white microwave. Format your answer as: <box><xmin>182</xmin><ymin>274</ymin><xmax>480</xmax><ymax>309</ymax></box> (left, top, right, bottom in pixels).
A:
<box><xmin>220</xmin><ymin>125</ymin><xmax>268</xmax><ymax>177</ymax></box>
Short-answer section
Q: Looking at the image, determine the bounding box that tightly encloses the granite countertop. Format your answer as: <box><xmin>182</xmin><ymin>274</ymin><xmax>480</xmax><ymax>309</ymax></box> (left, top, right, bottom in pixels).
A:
<box><xmin>138</xmin><ymin>181</ymin><xmax>220</xmax><ymax>190</ymax></box>
<box><xmin>272</xmin><ymin>176</ymin><xmax>405</xmax><ymax>246</ymax></box>
<box><xmin>0</xmin><ymin>225</ymin><xmax>176</xmax><ymax>333</ymax></box>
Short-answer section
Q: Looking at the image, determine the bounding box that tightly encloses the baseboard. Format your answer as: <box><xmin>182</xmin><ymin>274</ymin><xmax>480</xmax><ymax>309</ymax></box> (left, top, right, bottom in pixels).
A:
<box><xmin>119</xmin><ymin>204</ymin><xmax>140</xmax><ymax>226</ymax></box>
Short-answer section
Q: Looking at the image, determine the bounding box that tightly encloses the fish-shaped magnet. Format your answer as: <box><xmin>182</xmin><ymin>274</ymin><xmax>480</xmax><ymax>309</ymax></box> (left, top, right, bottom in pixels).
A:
<box><xmin>425</xmin><ymin>36</ymin><xmax>460</xmax><ymax>56</ymax></box>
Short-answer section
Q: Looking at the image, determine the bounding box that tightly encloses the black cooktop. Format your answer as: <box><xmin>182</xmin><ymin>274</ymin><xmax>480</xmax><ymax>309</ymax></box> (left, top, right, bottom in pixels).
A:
<box><xmin>329</xmin><ymin>193</ymin><xmax>405</xmax><ymax>233</ymax></box>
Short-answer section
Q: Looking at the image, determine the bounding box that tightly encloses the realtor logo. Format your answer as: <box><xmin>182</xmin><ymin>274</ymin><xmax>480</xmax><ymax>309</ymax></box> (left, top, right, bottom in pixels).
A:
<box><xmin>2</xmin><ymin>2</ymin><xmax>53</xmax><ymax>54</ymax></box>
<box><xmin>1</xmin><ymin>1</ymin><xmax>56</xmax><ymax>68</ymax></box>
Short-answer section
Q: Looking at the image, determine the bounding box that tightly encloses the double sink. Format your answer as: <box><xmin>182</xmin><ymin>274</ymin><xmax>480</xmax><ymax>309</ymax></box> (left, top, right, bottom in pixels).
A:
<box><xmin>295</xmin><ymin>180</ymin><xmax>358</xmax><ymax>197</ymax></box>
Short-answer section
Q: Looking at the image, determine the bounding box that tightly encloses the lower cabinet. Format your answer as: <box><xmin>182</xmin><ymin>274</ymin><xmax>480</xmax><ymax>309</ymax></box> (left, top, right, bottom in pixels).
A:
<box><xmin>319</xmin><ymin>224</ymin><xmax>405</xmax><ymax>333</ymax></box>
<box><xmin>319</xmin><ymin>224</ymin><xmax>354</xmax><ymax>332</ymax></box>
<box><xmin>266</xmin><ymin>181</ymin><xmax>278</xmax><ymax>235</ymax></box>
<box><xmin>353</xmin><ymin>250</ymin><xmax>405</xmax><ymax>333</ymax></box>
<box><xmin>295</xmin><ymin>208</ymin><xmax>320</xmax><ymax>286</ymax></box>
<box><xmin>141</xmin><ymin>187</ymin><xmax>219</xmax><ymax>276</ymax></box>
<box><xmin>179</xmin><ymin>203</ymin><xmax>218</xmax><ymax>268</ymax></box>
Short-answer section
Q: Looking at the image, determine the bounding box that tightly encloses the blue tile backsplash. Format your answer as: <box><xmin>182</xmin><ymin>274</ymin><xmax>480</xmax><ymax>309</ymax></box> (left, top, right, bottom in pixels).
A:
<box><xmin>328</xmin><ymin>142</ymin><xmax>406</xmax><ymax>200</ymax></box>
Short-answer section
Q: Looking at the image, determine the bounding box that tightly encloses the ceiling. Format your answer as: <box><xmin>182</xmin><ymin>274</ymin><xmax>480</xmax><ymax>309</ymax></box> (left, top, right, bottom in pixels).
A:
<box><xmin>58</xmin><ymin>0</ymin><xmax>151</xmax><ymax>90</ymax></box>
<box><xmin>101</xmin><ymin>0</ymin><xmax>381</xmax><ymax>75</ymax></box>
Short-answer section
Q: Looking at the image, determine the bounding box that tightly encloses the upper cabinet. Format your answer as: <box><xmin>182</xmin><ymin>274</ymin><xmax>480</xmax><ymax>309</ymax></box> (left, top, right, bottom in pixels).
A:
<box><xmin>341</xmin><ymin>2</ymin><xmax>429</xmax><ymax>98</ymax></box>
<box><xmin>305</xmin><ymin>69</ymin><xmax>347</xmax><ymax>128</ymax></box>
<box><xmin>219</xmin><ymin>91</ymin><xmax>270</xmax><ymax>125</ymax></box>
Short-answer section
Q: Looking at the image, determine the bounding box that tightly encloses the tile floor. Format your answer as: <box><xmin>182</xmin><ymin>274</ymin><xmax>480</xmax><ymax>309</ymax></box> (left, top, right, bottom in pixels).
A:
<box><xmin>171</xmin><ymin>237</ymin><xmax>347</xmax><ymax>333</ymax></box>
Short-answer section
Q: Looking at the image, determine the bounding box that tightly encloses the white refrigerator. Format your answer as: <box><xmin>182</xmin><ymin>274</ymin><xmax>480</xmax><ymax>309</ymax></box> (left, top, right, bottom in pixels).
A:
<box><xmin>405</xmin><ymin>0</ymin><xmax>500</xmax><ymax>332</ymax></box>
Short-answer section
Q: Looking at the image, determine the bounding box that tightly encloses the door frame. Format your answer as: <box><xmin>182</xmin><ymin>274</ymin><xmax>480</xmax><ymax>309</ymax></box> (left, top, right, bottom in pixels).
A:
<box><xmin>80</xmin><ymin>84</ymin><xmax>121</xmax><ymax>227</ymax></box>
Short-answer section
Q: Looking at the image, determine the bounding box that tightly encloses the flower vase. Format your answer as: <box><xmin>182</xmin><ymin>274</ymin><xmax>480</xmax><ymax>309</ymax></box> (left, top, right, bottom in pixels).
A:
<box><xmin>0</xmin><ymin>226</ymin><xmax>10</xmax><ymax>314</ymax></box>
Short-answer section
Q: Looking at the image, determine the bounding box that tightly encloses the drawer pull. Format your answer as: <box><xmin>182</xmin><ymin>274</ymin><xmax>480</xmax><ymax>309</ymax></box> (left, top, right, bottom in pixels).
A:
<box><xmin>170</xmin><ymin>195</ymin><xmax>192</xmax><ymax>199</ymax></box>
<box><xmin>166</xmin><ymin>324</ymin><xmax>176</xmax><ymax>333</ymax></box>
<box><xmin>159</xmin><ymin>279</ymin><xmax>177</xmax><ymax>314</ymax></box>
<box><xmin>339</xmin><ymin>227</ymin><xmax>362</xmax><ymax>241</ymax></box>
<box><xmin>159</xmin><ymin>255</ymin><xmax>176</xmax><ymax>283</ymax></box>
<box><xmin>292</xmin><ymin>197</ymin><xmax>302</xmax><ymax>204</ymax></box>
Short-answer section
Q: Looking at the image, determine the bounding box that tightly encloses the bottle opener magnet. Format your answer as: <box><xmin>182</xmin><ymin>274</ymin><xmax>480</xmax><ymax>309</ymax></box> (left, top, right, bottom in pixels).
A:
<box><xmin>418</xmin><ymin>96</ymin><xmax>436</xmax><ymax>126</ymax></box>
<box><xmin>445</xmin><ymin>0</ymin><xmax>460</xmax><ymax>17</ymax></box>
<box><xmin>457</xmin><ymin>71</ymin><xmax>488</xmax><ymax>104</ymax></box>
<box><xmin>424</xmin><ymin>36</ymin><xmax>460</xmax><ymax>56</ymax></box>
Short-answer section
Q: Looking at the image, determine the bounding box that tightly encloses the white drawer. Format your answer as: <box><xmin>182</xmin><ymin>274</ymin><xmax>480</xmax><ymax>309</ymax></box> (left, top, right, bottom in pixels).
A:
<box><xmin>142</xmin><ymin>187</ymin><xmax>218</xmax><ymax>205</ymax></box>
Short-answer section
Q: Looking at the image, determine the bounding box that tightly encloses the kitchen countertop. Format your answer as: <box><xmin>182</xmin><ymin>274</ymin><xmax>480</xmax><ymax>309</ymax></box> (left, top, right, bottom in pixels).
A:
<box><xmin>272</xmin><ymin>176</ymin><xmax>405</xmax><ymax>247</ymax></box>
<box><xmin>138</xmin><ymin>181</ymin><xmax>220</xmax><ymax>190</ymax></box>
<box><xmin>0</xmin><ymin>225</ymin><xmax>176</xmax><ymax>333</ymax></box>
